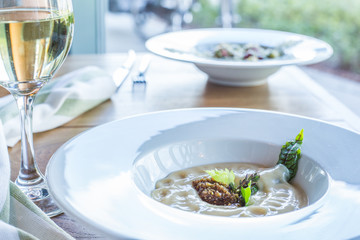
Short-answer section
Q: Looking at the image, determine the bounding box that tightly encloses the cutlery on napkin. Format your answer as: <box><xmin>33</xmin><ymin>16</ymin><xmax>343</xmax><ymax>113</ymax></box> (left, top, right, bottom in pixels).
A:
<box><xmin>0</xmin><ymin>50</ymin><xmax>136</xmax><ymax>147</ymax></box>
<box><xmin>0</xmin><ymin>121</ymin><xmax>74</xmax><ymax>239</ymax></box>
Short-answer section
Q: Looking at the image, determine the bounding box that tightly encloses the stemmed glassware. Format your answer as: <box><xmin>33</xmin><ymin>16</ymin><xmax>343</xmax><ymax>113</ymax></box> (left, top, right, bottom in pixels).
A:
<box><xmin>0</xmin><ymin>0</ymin><xmax>74</xmax><ymax>216</ymax></box>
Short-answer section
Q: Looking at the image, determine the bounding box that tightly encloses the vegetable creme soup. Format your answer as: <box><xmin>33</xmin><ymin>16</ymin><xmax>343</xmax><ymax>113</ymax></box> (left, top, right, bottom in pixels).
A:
<box><xmin>151</xmin><ymin>163</ymin><xmax>308</xmax><ymax>217</ymax></box>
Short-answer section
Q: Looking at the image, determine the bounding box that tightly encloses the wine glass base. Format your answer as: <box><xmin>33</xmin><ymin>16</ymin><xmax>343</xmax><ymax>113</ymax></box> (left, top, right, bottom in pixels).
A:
<box><xmin>16</xmin><ymin>179</ymin><xmax>63</xmax><ymax>217</ymax></box>
<box><xmin>33</xmin><ymin>195</ymin><xmax>63</xmax><ymax>218</ymax></box>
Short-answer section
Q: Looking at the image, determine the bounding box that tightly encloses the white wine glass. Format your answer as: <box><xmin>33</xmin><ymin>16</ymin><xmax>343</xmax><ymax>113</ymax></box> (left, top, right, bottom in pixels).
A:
<box><xmin>0</xmin><ymin>0</ymin><xmax>74</xmax><ymax>217</ymax></box>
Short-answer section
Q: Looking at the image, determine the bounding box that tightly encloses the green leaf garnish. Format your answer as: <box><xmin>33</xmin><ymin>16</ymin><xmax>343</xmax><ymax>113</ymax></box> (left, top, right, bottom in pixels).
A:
<box><xmin>277</xmin><ymin>129</ymin><xmax>304</xmax><ymax>181</ymax></box>
<box><xmin>205</xmin><ymin>168</ymin><xmax>235</xmax><ymax>186</ymax></box>
<box><xmin>241</xmin><ymin>180</ymin><xmax>252</xmax><ymax>206</ymax></box>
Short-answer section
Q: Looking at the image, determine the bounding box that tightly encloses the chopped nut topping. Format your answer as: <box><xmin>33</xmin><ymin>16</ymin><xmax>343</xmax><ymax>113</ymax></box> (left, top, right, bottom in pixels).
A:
<box><xmin>192</xmin><ymin>178</ymin><xmax>238</xmax><ymax>206</ymax></box>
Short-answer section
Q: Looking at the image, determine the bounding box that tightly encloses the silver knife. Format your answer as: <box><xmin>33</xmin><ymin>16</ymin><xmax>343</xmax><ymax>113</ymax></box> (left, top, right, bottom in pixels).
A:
<box><xmin>112</xmin><ymin>49</ymin><xmax>136</xmax><ymax>90</ymax></box>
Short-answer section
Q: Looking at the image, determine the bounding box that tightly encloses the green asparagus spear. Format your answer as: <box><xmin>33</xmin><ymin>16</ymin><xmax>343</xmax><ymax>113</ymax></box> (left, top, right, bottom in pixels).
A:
<box><xmin>277</xmin><ymin>129</ymin><xmax>304</xmax><ymax>181</ymax></box>
<box><xmin>238</xmin><ymin>174</ymin><xmax>260</xmax><ymax>206</ymax></box>
<box><xmin>239</xmin><ymin>173</ymin><xmax>260</xmax><ymax>195</ymax></box>
<box><xmin>241</xmin><ymin>181</ymin><xmax>252</xmax><ymax>206</ymax></box>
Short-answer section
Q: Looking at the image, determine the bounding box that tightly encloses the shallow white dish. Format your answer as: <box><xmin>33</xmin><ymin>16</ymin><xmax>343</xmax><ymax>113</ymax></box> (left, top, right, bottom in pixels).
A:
<box><xmin>47</xmin><ymin>108</ymin><xmax>360</xmax><ymax>239</ymax></box>
<box><xmin>145</xmin><ymin>28</ymin><xmax>333</xmax><ymax>86</ymax></box>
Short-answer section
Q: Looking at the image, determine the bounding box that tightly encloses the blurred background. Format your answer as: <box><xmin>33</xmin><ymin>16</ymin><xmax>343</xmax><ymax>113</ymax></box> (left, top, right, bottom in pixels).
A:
<box><xmin>71</xmin><ymin>0</ymin><xmax>360</xmax><ymax>115</ymax></box>
<box><xmin>72</xmin><ymin>0</ymin><xmax>360</xmax><ymax>80</ymax></box>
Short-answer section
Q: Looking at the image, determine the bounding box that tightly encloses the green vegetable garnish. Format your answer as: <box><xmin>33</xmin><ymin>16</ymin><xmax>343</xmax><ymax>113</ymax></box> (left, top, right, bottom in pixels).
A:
<box><xmin>205</xmin><ymin>168</ymin><xmax>235</xmax><ymax>186</ymax></box>
<box><xmin>277</xmin><ymin>129</ymin><xmax>304</xmax><ymax>181</ymax></box>
<box><xmin>241</xmin><ymin>180</ymin><xmax>252</xmax><ymax>206</ymax></box>
<box><xmin>200</xmin><ymin>129</ymin><xmax>304</xmax><ymax>207</ymax></box>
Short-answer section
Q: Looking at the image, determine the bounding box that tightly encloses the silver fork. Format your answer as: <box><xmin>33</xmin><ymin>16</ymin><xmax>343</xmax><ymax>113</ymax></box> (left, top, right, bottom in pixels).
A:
<box><xmin>132</xmin><ymin>54</ymin><xmax>152</xmax><ymax>84</ymax></box>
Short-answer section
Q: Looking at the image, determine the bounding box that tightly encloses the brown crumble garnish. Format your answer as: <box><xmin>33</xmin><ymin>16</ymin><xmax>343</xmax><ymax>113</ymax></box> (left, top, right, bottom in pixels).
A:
<box><xmin>192</xmin><ymin>178</ymin><xmax>238</xmax><ymax>206</ymax></box>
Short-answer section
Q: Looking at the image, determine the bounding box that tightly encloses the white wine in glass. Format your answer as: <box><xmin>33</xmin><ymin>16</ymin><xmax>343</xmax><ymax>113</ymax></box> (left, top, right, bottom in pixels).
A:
<box><xmin>0</xmin><ymin>0</ymin><xmax>74</xmax><ymax>217</ymax></box>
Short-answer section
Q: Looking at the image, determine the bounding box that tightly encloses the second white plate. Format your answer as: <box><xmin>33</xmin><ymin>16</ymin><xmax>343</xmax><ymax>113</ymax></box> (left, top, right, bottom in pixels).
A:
<box><xmin>146</xmin><ymin>28</ymin><xmax>333</xmax><ymax>86</ymax></box>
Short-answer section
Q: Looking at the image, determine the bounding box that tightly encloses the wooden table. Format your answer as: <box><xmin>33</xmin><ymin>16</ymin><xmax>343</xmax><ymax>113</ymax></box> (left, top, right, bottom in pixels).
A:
<box><xmin>3</xmin><ymin>53</ymin><xmax>360</xmax><ymax>239</ymax></box>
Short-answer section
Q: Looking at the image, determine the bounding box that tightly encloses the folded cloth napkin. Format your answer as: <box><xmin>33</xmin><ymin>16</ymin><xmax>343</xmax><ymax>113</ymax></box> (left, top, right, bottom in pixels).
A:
<box><xmin>0</xmin><ymin>121</ymin><xmax>74</xmax><ymax>240</ymax></box>
<box><xmin>0</xmin><ymin>66</ymin><xmax>116</xmax><ymax>147</ymax></box>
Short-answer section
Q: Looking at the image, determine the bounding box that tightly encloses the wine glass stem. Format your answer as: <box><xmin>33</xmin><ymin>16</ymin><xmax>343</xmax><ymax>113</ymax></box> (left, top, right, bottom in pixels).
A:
<box><xmin>12</xmin><ymin>93</ymin><xmax>63</xmax><ymax>217</ymax></box>
<box><xmin>14</xmin><ymin>94</ymin><xmax>44</xmax><ymax>186</ymax></box>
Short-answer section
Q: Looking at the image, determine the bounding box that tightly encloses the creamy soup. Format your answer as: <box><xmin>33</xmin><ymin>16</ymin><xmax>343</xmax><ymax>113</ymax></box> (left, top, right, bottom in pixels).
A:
<box><xmin>151</xmin><ymin>163</ymin><xmax>308</xmax><ymax>217</ymax></box>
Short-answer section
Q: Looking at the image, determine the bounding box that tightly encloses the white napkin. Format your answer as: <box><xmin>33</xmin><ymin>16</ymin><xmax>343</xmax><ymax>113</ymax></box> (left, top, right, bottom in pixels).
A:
<box><xmin>0</xmin><ymin>66</ymin><xmax>116</xmax><ymax>147</ymax></box>
<box><xmin>0</xmin><ymin>121</ymin><xmax>74</xmax><ymax>239</ymax></box>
